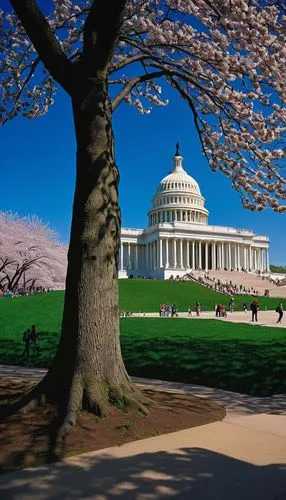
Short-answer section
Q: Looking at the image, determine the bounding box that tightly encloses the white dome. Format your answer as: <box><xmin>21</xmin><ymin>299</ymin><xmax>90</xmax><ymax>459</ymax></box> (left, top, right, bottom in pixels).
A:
<box><xmin>148</xmin><ymin>148</ymin><xmax>209</xmax><ymax>227</ymax></box>
<box><xmin>157</xmin><ymin>155</ymin><xmax>201</xmax><ymax>195</ymax></box>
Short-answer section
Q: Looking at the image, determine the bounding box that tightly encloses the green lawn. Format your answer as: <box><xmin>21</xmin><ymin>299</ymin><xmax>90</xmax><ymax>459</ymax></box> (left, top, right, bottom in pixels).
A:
<box><xmin>0</xmin><ymin>290</ymin><xmax>285</xmax><ymax>396</ymax></box>
<box><xmin>119</xmin><ymin>279</ymin><xmax>282</xmax><ymax>312</ymax></box>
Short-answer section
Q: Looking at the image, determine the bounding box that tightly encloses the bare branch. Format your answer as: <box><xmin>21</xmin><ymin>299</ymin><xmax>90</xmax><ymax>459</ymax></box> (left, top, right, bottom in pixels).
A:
<box><xmin>9</xmin><ymin>0</ymin><xmax>72</xmax><ymax>93</ymax></box>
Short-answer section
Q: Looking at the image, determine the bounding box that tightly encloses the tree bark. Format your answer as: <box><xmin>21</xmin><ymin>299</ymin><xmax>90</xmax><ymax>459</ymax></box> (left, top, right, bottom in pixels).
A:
<box><xmin>14</xmin><ymin>77</ymin><xmax>149</xmax><ymax>437</ymax></box>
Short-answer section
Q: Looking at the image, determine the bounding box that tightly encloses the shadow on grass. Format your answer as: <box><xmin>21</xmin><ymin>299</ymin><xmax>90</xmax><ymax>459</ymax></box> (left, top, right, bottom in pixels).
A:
<box><xmin>0</xmin><ymin>333</ymin><xmax>286</xmax><ymax>396</ymax></box>
<box><xmin>0</xmin><ymin>333</ymin><xmax>59</xmax><ymax>369</ymax></box>
<box><xmin>0</xmin><ymin>447</ymin><xmax>285</xmax><ymax>500</ymax></box>
<box><xmin>122</xmin><ymin>337</ymin><xmax>286</xmax><ymax>397</ymax></box>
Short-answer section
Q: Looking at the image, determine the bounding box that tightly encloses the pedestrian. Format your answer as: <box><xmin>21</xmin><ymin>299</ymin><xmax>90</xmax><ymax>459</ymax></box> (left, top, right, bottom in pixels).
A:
<box><xmin>23</xmin><ymin>329</ymin><xmax>31</xmax><ymax>358</ymax></box>
<box><xmin>195</xmin><ymin>302</ymin><xmax>200</xmax><ymax>316</ymax></box>
<box><xmin>242</xmin><ymin>303</ymin><xmax>248</xmax><ymax>312</ymax></box>
<box><xmin>30</xmin><ymin>324</ymin><xmax>40</xmax><ymax>353</ymax></box>
<box><xmin>276</xmin><ymin>303</ymin><xmax>283</xmax><ymax>324</ymax></box>
<box><xmin>229</xmin><ymin>297</ymin><xmax>234</xmax><ymax>312</ymax></box>
<box><xmin>171</xmin><ymin>304</ymin><xmax>177</xmax><ymax>317</ymax></box>
<box><xmin>187</xmin><ymin>307</ymin><xmax>192</xmax><ymax>317</ymax></box>
<box><xmin>215</xmin><ymin>304</ymin><xmax>221</xmax><ymax>317</ymax></box>
<box><xmin>250</xmin><ymin>300</ymin><xmax>259</xmax><ymax>322</ymax></box>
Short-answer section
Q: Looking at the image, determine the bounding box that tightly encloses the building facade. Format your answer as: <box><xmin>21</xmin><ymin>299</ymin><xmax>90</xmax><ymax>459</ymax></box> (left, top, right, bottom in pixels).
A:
<box><xmin>119</xmin><ymin>148</ymin><xmax>270</xmax><ymax>279</ymax></box>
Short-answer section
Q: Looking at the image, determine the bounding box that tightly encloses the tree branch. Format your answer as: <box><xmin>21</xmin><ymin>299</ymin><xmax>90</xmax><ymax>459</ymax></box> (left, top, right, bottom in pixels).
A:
<box><xmin>82</xmin><ymin>0</ymin><xmax>128</xmax><ymax>77</ymax></box>
<box><xmin>112</xmin><ymin>70</ymin><xmax>165</xmax><ymax>111</ymax></box>
<box><xmin>9</xmin><ymin>0</ymin><xmax>72</xmax><ymax>93</ymax></box>
<box><xmin>170</xmin><ymin>77</ymin><xmax>208</xmax><ymax>157</ymax></box>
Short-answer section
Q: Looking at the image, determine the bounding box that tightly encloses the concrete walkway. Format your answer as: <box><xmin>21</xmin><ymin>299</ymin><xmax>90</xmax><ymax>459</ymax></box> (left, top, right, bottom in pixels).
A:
<box><xmin>0</xmin><ymin>365</ymin><xmax>286</xmax><ymax>499</ymax></box>
<box><xmin>131</xmin><ymin>310</ymin><xmax>286</xmax><ymax>328</ymax></box>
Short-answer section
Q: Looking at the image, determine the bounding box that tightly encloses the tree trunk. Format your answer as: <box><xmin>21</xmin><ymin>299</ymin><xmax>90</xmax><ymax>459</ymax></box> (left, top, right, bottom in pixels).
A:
<box><xmin>2</xmin><ymin>78</ymin><xmax>150</xmax><ymax>438</ymax></box>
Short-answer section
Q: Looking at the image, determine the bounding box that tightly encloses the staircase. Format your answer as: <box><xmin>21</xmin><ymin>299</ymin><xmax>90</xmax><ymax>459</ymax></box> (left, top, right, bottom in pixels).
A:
<box><xmin>191</xmin><ymin>270</ymin><xmax>286</xmax><ymax>298</ymax></box>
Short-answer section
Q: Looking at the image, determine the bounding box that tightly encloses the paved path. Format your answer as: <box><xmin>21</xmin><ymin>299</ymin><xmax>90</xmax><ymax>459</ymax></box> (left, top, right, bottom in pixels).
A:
<box><xmin>0</xmin><ymin>364</ymin><xmax>285</xmax><ymax>418</ymax></box>
<box><xmin>0</xmin><ymin>365</ymin><xmax>286</xmax><ymax>499</ymax></box>
<box><xmin>130</xmin><ymin>310</ymin><xmax>286</xmax><ymax>328</ymax></box>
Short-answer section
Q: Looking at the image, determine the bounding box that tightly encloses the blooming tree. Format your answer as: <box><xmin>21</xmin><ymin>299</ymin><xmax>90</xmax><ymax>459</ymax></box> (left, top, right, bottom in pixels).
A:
<box><xmin>1</xmin><ymin>0</ymin><xmax>285</xmax><ymax>210</ymax></box>
<box><xmin>1</xmin><ymin>0</ymin><xmax>285</xmax><ymax>437</ymax></box>
<box><xmin>0</xmin><ymin>212</ymin><xmax>67</xmax><ymax>292</ymax></box>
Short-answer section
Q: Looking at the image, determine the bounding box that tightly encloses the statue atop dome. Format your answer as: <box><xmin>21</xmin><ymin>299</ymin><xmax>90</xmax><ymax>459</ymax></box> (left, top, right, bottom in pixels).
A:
<box><xmin>175</xmin><ymin>142</ymin><xmax>180</xmax><ymax>156</ymax></box>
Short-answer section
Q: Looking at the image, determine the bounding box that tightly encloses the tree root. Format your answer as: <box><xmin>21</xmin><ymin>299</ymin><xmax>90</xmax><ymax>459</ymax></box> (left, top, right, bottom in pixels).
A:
<box><xmin>0</xmin><ymin>380</ymin><xmax>47</xmax><ymax>419</ymax></box>
<box><xmin>0</xmin><ymin>373</ymin><xmax>155</xmax><ymax>449</ymax></box>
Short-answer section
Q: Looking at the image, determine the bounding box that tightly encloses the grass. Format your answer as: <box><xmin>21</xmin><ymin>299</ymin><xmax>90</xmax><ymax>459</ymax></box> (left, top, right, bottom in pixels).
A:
<box><xmin>121</xmin><ymin>318</ymin><xmax>286</xmax><ymax>396</ymax></box>
<box><xmin>119</xmin><ymin>279</ymin><xmax>283</xmax><ymax>312</ymax></box>
<box><xmin>0</xmin><ymin>287</ymin><xmax>286</xmax><ymax>396</ymax></box>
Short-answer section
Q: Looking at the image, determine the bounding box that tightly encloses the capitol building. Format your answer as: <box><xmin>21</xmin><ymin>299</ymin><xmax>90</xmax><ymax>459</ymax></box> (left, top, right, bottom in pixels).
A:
<box><xmin>118</xmin><ymin>146</ymin><xmax>270</xmax><ymax>279</ymax></box>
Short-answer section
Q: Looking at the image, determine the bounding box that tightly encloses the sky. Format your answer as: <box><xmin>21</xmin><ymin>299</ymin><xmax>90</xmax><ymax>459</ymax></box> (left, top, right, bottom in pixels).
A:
<box><xmin>0</xmin><ymin>85</ymin><xmax>285</xmax><ymax>266</ymax></box>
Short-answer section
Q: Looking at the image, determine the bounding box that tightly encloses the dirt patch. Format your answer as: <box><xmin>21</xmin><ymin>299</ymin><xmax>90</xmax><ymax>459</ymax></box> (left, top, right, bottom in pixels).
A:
<box><xmin>0</xmin><ymin>378</ymin><xmax>225</xmax><ymax>474</ymax></box>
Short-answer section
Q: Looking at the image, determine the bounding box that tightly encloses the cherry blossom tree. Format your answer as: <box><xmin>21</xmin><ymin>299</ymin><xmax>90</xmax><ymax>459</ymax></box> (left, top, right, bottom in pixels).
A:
<box><xmin>0</xmin><ymin>212</ymin><xmax>67</xmax><ymax>292</ymax></box>
<box><xmin>1</xmin><ymin>0</ymin><xmax>285</xmax><ymax>436</ymax></box>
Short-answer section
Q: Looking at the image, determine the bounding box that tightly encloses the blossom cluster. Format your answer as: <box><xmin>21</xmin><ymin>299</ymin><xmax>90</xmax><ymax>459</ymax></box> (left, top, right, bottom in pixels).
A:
<box><xmin>0</xmin><ymin>211</ymin><xmax>67</xmax><ymax>290</ymax></box>
<box><xmin>0</xmin><ymin>0</ymin><xmax>285</xmax><ymax>210</ymax></box>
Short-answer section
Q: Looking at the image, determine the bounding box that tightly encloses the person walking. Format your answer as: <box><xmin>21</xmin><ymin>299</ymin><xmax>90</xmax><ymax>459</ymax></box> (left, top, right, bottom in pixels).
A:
<box><xmin>30</xmin><ymin>324</ymin><xmax>40</xmax><ymax>353</ymax></box>
<box><xmin>171</xmin><ymin>304</ymin><xmax>177</xmax><ymax>317</ymax></box>
<box><xmin>276</xmin><ymin>303</ymin><xmax>283</xmax><ymax>324</ymax></box>
<box><xmin>229</xmin><ymin>297</ymin><xmax>234</xmax><ymax>312</ymax></box>
<box><xmin>250</xmin><ymin>300</ymin><xmax>259</xmax><ymax>322</ymax></box>
<box><xmin>22</xmin><ymin>329</ymin><xmax>31</xmax><ymax>358</ymax></box>
<box><xmin>195</xmin><ymin>302</ymin><xmax>200</xmax><ymax>316</ymax></box>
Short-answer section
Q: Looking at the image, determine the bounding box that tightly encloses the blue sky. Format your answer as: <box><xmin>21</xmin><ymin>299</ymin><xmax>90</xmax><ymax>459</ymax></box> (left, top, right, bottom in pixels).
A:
<box><xmin>1</xmin><ymin>86</ymin><xmax>285</xmax><ymax>265</ymax></box>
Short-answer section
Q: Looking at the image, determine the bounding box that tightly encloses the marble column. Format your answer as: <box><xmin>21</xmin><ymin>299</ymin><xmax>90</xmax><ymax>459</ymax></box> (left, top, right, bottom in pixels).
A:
<box><xmin>266</xmin><ymin>249</ymin><xmax>270</xmax><ymax>272</ymax></box>
<box><xmin>254</xmin><ymin>249</ymin><xmax>257</xmax><ymax>271</ymax></box>
<box><xmin>212</xmin><ymin>242</ymin><xmax>216</xmax><ymax>270</ymax></box>
<box><xmin>173</xmin><ymin>239</ymin><xmax>177</xmax><ymax>268</ymax></box>
<box><xmin>159</xmin><ymin>239</ymin><xmax>163</xmax><ymax>268</ymax></box>
<box><xmin>234</xmin><ymin>245</ymin><xmax>237</xmax><ymax>270</ymax></box>
<box><xmin>187</xmin><ymin>240</ymin><xmax>190</xmax><ymax>268</ymax></box>
<box><xmin>228</xmin><ymin>243</ymin><xmax>231</xmax><ymax>270</ymax></box>
<box><xmin>120</xmin><ymin>242</ymin><xmax>123</xmax><ymax>270</ymax></box>
<box><xmin>237</xmin><ymin>244</ymin><xmax>241</xmax><ymax>270</ymax></box>
<box><xmin>165</xmin><ymin>239</ymin><xmax>169</xmax><ymax>268</ymax></box>
<box><xmin>205</xmin><ymin>242</ymin><xmax>209</xmax><ymax>271</ymax></box>
<box><xmin>127</xmin><ymin>243</ymin><xmax>131</xmax><ymax>269</ymax></box>
<box><xmin>135</xmin><ymin>244</ymin><xmax>138</xmax><ymax>270</ymax></box>
<box><xmin>199</xmin><ymin>241</ymin><xmax>202</xmax><ymax>269</ymax></box>
<box><xmin>145</xmin><ymin>243</ymin><xmax>149</xmax><ymax>272</ymax></box>
<box><xmin>180</xmin><ymin>239</ymin><xmax>183</xmax><ymax>268</ymax></box>
<box><xmin>221</xmin><ymin>242</ymin><xmax>225</xmax><ymax>270</ymax></box>
<box><xmin>248</xmin><ymin>246</ymin><xmax>252</xmax><ymax>271</ymax></box>
<box><xmin>192</xmin><ymin>240</ymin><xmax>195</xmax><ymax>269</ymax></box>
<box><xmin>243</xmin><ymin>246</ymin><xmax>247</xmax><ymax>270</ymax></box>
